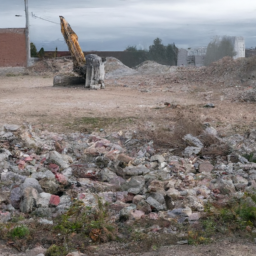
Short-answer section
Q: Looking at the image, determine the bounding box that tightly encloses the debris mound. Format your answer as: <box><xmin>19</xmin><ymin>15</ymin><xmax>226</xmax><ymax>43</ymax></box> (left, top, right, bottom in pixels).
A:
<box><xmin>28</xmin><ymin>58</ymin><xmax>74</xmax><ymax>75</ymax></box>
<box><xmin>168</xmin><ymin>56</ymin><xmax>256</xmax><ymax>87</ymax></box>
<box><xmin>105</xmin><ymin>57</ymin><xmax>139</xmax><ymax>78</ymax></box>
<box><xmin>237</xmin><ymin>89</ymin><xmax>256</xmax><ymax>102</ymax></box>
<box><xmin>135</xmin><ymin>60</ymin><xmax>177</xmax><ymax>74</ymax></box>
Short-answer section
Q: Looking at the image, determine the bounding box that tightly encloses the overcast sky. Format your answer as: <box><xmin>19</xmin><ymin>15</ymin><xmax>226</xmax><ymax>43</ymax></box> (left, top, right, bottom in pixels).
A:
<box><xmin>1</xmin><ymin>0</ymin><xmax>256</xmax><ymax>51</ymax></box>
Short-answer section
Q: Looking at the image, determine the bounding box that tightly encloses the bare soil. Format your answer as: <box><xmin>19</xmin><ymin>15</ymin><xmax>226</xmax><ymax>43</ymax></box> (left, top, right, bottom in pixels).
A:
<box><xmin>0</xmin><ymin>74</ymin><xmax>255</xmax><ymax>137</ymax></box>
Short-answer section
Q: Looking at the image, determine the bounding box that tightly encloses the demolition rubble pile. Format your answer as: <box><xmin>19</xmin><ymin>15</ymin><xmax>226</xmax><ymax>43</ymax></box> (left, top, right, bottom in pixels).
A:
<box><xmin>1</xmin><ymin>123</ymin><xmax>256</xmax><ymax>232</ymax></box>
<box><xmin>27</xmin><ymin>57</ymin><xmax>174</xmax><ymax>79</ymax></box>
<box><xmin>27</xmin><ymin>58</ymin><xmax>74</xmax><ymax>76</ymax></box>
<box><xmin>27</xmin><ymin>57</ymin><xmax>139</xmax><ymax>78</ymax></box>
<box><xmin>167</xmin><ymin>56</ymin><xmax>256</xmax><ymax>88</ymax></box>
<box><xmin>135</xmin><ymin>60</ymin><xmax>176</xmax><ymax>75</ymax></box>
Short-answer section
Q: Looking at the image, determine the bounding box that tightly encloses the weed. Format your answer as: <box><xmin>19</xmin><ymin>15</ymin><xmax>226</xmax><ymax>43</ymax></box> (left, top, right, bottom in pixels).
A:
<box><xmin>54</xmin><ymin>197</ymin><xmax>117</xmax><ymax>247</ymax></box>
<box><xmin>45</xmin><ymin>244</ymin><xmax>68</xmax><ymax>256</ymax></box>
<box><xmin>243</xmin><ymin>153</ymin><xmax>256</xmax><ymax>163</ymax></box>
<box><xmin>65</xmin><ymin>116</ymin><xmax>136</xmax><ymax>133</ymax></box>
<box><xmin>11</xmin><ymin>215</ymin><xmax>25</xmax><ymax>223</ymax></box>
<box><xmin>188</xmin><ymin>194</ymin><xmax>256</xmax><ymax>245</ymax></box>
<box><xmin>151</xmin><ymin>244</ymin><xmax>158</xmax><ymax>251</ymax></box>
<box><xmin>6</xmin><ymin>73</ymin><xmax>17</xmax><ymax>77</ymax></box>
<box><xmin>9</xmin><ymin>225</ymin><xmax>30</xmax><ymax>239</ymax></box>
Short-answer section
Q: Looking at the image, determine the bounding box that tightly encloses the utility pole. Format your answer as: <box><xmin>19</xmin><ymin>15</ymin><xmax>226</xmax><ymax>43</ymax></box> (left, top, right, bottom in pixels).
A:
<box><xmin>24</xmin><ymin>0</ymin><xmax>30</xmax><ymax>67</ymax></box>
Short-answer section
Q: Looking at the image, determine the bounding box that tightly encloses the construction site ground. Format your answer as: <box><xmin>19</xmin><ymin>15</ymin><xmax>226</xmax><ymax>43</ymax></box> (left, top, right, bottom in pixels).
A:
<box><xmin>1</xmin><ymin>57</ymin><xmax>256</xmax><ymax>255</ymax></box>
<box><xmin>0</xmin><ymin>72</ymin><xmax>255</xmax><ymax>137</ymax></box>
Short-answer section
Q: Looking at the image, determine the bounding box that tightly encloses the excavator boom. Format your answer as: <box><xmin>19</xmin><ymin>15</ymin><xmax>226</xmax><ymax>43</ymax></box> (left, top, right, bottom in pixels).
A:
<box><xmin>59</xmin><ymin>16</ymin><xmax>105</xmax><ymax>89</ymax></box>
<box><xmin>60</xmin><ymin>17</ymin><xmax>85</xmax><ymax>62</ymax></box>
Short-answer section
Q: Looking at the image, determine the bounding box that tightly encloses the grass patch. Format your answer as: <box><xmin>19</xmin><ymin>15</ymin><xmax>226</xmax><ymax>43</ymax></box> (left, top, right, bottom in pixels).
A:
<box><xmin>45</xmin><ymin>244</ymin><xmax>68</xmax><ymax>256</ymax></box>
<box><xmin>53</xmin><ymin>197</ymin><xmax>117</xmax><ymax>252</ymax></box>
<box><xmin>188</xmin><ymin>194</ymin><xmax>256</xmax><ymax>245</ymax></box>
<box><xmin>6</xmin><ymin>73</ymin><xmax>17</xmax><ymax>77</ymax></box>
<box><xmin>65</xmin><ymin>116</ymin><xmax>137</xmax><ymax>132</ymax></box>
<box><xmin>9</xmin><ymin>225</ymin><xmax>30</xmax><ymax>239</ymax></box>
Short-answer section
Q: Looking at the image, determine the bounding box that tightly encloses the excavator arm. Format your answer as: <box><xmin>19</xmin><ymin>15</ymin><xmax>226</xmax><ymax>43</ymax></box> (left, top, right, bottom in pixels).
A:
<box><xmin>59</xmin><ymin>16</ymin><xmax>105</xmax><ymax>89</ymax></box>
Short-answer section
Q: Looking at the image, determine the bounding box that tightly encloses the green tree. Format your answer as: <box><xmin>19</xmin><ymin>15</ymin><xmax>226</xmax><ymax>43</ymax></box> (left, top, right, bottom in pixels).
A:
<box><xmin>125</xmin><ymin>38</ymin><xmax>178</xmax><ymax>67</ymax></box>
<box><xmin>30</xmin><ymin>42</ymin><xmax>37</xmax><ymax>57</ymax></box>
<box><xmin>125</xmin><ymin>46</ymin><xmax>149</xmax><ymax>67</ymax></box>
<box><xmin>166</xmin><ymin>43</ymin><xmax>178</xmax><ymax>65</ymax></box>
<box><xmin>38</xmin><ymin>47</ymin><xmax>45</xmax><ymax>58</ymax></box>
<box><xmin>149</xmin><ymin>38</ymin><xmax>166</xmax><ymax>64</ymax></box>
<box><xmin>204</xmin><ymin>36</ymin><xmax>236</xmax><ymax>66</ymax></box>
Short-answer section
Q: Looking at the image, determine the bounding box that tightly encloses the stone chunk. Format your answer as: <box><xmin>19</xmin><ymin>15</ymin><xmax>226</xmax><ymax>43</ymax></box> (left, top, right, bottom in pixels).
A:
<box><xmin>21</xmin><ymin>178</ymin><xmax>43</xmax><ymax>193</ymax></box>
<box><xmin>31</xmin><ymin>170</ymin><xmax>55</xmax><ymax>180</ymax></box>
<box><xmin>38</xmin><ymin>192</ymin><xmax>52</xmax><ymax>208</ymax></box>
<box><xmin>199</xmin><ymin>162</ymin><xmax>214</xmax><ymax>173</ymax></box>
<box><xmin>0</xmin><ymin>148</ymin><xmax>11</xmax><ymax>162</ymax></box>
<box><xmin>146</xmin><ymin>192</ymin><xmax>167</xmax><ymax>211</ymax></box>
<box><xmin>39</xmin><ymin>178</ymin><xmax>60</xmax><ymax>194</ymax></box>
<box><xmin>123</xmin><ymin>166</ymin><xmax>150</xmax><ymax>176</ymax></box>
<box><xmin>10</xmin><ymin>187</ymin><xmax>22</xmax><ymax>209</ymax></box>
<box><xmin>20</xmin><ymin>187</ymin><xmax>39</xmax><ymax>213</ymax></box>
<box><xmin>4</xmin><ymin>124</ymin><xmax>20</xmax><ymax>132</ymax></box>
<box><xmin>150</xmin><ymin>154</ymin><xmax>165</xmax><ymax>163</ymax></box>
<box><xmin>78</xmin><ymin>193</ymin><xmax>99</xmax><ymax>208</ymax></box>
<box><xmin>122</xmin><ymin>176</ymin><xmax>145</xmax><ymax>194</ymax></box>
<box><xmin>183</xmin><ymin>147</ymin><xmax>202</xmax><ymax>157</ymax></box>
<box><xmin>0</xmin><ymin>211</ymin><xmax>11</xmax><ymax>223</ymax></box>
<box><xmin>48</xmin><ymin>151</ymin><xmax>69</xmax><ymax>169</ymax></box>
<box><xmin>0</xmin><ymin>191</ymin><xmax>10</xmax><ymax>204</ymax></box>
<box><xmin>183</xmin><ymin>134</ymin><xmax>203</xmax><ymax>148</ymax></box>
<box><xmin>49</xmin><ymin>195</ymin><xmax>60</xmax><ymax>206</ymax></box>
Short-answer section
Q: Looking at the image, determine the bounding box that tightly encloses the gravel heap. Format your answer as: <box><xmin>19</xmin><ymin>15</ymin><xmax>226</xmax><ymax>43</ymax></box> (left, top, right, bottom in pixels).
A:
<box><xmin>1</xmin><ymin>123</ymin><xmax>256</xmax><ymax>254</ymax></box>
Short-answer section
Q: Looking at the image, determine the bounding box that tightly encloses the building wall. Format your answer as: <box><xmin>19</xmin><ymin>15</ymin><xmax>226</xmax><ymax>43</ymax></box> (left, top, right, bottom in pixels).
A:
<box><xmin>245</xmin><ymin>49</ymin><xmax>256</xmax><ymax>58</ymax></box>
<box><xmin>0</xmin><ymin>28</ymin><xmax>27</xmax><ymax>67</ymax></box>
<box><xmin>233</xmin><ymin>36</ymin><xmax>245</xmax><ymax>59</ymax></box>
<box><xmin>194</xmin><ymin>55</ymin><xmax>205</xmax><ymax>67</ymax></box>
<box><xmin>177</xmin><ymin>49</ymin><xmax>188</xmax><ymax>66</ymax></box>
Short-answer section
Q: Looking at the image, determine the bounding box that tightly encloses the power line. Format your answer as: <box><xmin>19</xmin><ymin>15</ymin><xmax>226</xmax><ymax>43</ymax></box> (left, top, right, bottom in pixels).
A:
<box><xmin>31</xmin><ymin>12</ymin><xmax>59</xmax><ymax>25</ymax></box>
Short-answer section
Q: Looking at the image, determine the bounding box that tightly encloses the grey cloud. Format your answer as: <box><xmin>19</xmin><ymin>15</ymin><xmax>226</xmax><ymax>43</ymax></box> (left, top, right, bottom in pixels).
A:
<box><xmin>1</xmin><ymin>0</ymin><xmax>256</xmax><ymax>51</ymax></box>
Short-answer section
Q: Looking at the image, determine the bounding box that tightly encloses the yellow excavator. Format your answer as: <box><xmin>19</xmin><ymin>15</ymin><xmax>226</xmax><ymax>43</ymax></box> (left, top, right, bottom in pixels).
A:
<box><xmin>59</xmin><ymin>16</ymin><xmax>105</xmax><ymax>89</ymax></box>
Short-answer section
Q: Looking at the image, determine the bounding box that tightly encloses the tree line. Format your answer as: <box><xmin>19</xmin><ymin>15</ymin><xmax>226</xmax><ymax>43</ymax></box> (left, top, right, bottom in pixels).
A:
<box><xmin>125</xmin><ymin>38</ymin><xmax>178</xmax><ymax>66</ymax></box>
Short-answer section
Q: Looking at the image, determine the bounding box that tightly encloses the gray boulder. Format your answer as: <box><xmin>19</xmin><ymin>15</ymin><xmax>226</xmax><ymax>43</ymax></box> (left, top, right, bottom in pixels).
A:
<box><xmin>21</xmin><ymin>178</ymin><xmax>43</xmax><ymax>193</ymax></box>
<box><xmin>150</xmin><ymin>154</ymin><xmax>165</xmax><ymax>163</ymax></box>
<box><xmin>0</xmin><ymin>148</ymin><xmax>11</xmax><ymax>162</ymax></box>
<box><xmin>48</xmin><ymin>151</ymin><xmax>70</xmax><ymax>169</ymax></box>
<box><xmin>20</xmin><ymin>187</ymin><xmax>39</xmax><ymax>213</ymax></box>
<box><xmin>123</xmin><ymin>166</ymin><xmax>150</xmax><ymax>176</ymax></box>
<box><xmin>146</xmin><ymin>192</ymin><xmax>167</xmax><ymax>211</ymax></box>
<box><xmin>122</xmin><ymin>176</ymin><xmax>145</xmax><ymax>194</ymax></box>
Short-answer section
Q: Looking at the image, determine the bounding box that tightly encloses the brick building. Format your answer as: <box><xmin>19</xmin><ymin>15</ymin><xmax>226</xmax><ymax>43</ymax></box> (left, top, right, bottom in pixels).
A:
<box><xmin>0</xmin><ymin>28</ymin><xmax>27</xmax><ymax>67</ymax></box>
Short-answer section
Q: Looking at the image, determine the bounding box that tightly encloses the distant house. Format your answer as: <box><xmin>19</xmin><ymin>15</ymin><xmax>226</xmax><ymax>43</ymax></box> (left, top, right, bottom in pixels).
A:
<box><xmin>177</xmin><ymin>47</ymin><xmax>206</xmax><ymax>67</ymax></box>
<box><xmin>0</xmin><ymin>28</ymin><xmax>27</xmax><ymax>67</ymax></box>
<box><xmin>232</xmin><ymin>36</ymin><xmax>245</xmax><ymax>59</ymax></box>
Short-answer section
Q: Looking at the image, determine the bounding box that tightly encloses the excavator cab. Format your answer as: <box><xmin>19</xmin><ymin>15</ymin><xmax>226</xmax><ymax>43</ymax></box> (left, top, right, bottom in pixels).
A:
<box><xmin>59</xmin><ymin>16</ymin><xmax>105</xmax><ymax>89</ymax></box>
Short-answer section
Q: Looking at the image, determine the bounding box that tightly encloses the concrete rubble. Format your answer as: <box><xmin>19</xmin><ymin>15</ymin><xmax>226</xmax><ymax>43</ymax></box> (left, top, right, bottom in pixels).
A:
<box><xmin>1</xmin><ymin>123</ymin><xmax>256</xmax><ymax>255</ymax></box>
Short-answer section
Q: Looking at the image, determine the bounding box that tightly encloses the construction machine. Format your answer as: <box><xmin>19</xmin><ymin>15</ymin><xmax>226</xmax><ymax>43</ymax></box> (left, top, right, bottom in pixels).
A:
<box><xmin>59</xmin><ymin>16</ymin><xmax>105</xmax><ymax>89</ymax></box>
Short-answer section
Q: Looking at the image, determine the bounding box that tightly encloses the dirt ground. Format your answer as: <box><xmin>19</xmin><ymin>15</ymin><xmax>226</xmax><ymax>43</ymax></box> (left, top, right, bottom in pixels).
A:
<box><xmin>0</xmin><ymin>74</ymin><xmax>256</xmax><ymax>136</ymax></box>
<box><xmin>92</xmin><ymin>238</ymin><xmax>256</xmax><ymax>256</ymax></box>
<box><xmin>1</xmin><ymin>70</ymin><xmax>256</xmax><ymax>255</ymax></box>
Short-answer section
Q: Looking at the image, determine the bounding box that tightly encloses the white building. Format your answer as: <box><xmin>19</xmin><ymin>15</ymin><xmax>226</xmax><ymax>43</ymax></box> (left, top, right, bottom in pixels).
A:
<box><xmin>232</xmin><ymin>36</ymin><xmax>245</xmax><ymax>59</ymax></box>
